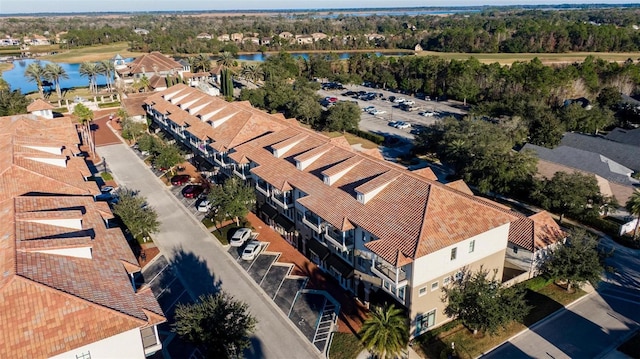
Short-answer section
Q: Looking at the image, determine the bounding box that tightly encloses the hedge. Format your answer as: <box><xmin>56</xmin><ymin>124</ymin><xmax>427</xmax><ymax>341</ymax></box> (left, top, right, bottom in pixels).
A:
<box><xmin>346</xmin><ymin>128</ymin><xmax>385</xmax><ymax>145</ymax></box>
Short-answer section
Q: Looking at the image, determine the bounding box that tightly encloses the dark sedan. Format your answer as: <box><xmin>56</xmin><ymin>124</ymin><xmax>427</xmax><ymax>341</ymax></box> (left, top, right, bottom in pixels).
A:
<box><xmin>171</xmin><ymin>174</ymin><xmax>191</xmax><ymax>186</ymax></box>
<box><xmin>181</xmin><ymin>185</ymin><xmax>204</xmax><ymax>199</ymax></box>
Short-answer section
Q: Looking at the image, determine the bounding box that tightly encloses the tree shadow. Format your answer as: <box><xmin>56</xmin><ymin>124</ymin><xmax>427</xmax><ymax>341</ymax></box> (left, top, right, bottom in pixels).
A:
<box><xmin>243</xmin><ymin>336</ymin><xmax>265</xmax><ymax>359</ymax></box>
<box><xmin>168</xmin><ymin>245</ymin><xmax>223</xmax><ymax>299</ymax></box>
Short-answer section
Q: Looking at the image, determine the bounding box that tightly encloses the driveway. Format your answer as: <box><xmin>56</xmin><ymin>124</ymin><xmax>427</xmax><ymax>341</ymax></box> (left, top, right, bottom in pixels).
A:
<box><xmin>483</xmin><ymin>236</ymin><xmax>640</xmax><ymax>359</ymax></box>
<box><xmin>98</xmin><ymin>143</ymin><xmax>322</xmax><ymax>359</ymax></box>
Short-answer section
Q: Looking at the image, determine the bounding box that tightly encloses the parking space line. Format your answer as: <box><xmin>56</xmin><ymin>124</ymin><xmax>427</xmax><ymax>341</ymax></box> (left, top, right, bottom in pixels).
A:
<box><xmin>165</xmin><ymin>289</ymin><xmax>189</xmax><ymax>312</ymax></box>
<box><xmin>154</xmin><ymin>276</ymin><xmax>179</xmax><ymax>299</ymax></box>
<box><xmin>145</xmin><ymin>263</ymin><xmax>171</xmax><ymax>286</ymax></box>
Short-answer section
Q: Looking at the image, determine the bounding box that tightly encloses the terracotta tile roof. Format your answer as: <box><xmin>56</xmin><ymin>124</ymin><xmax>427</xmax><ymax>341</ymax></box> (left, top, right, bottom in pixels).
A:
<box><xmin>26</xmin><ymin>98</ymin><xmax>55</xmax><ymax>112</ymax></box>
<box><xmin>0</xmin><ymin>116</ymin><xmax>165</xmax><ymax>358</ymax></box>
<box><xmin>122</xmin><ymin>93</ymin><xmax>153</xmax><ymax>117</ymax></box>
<box><xmin>119</xmin><ymin>51</ymin><xmax>183</xmax><ymax>76</ymax></box>
<box><xmin>445</xmin><ymin>179</ymin><xmax>474</xmax><ymax>195</ymax></box>
<box><xmin>508</xmin><ymin>211</ymin><xmax>565</xmax><ymax>251</ymax></box>
<box><xmin>149</xmin><ymin>74</ymin><xmax>168</xmax><ymax>89</ymax></box>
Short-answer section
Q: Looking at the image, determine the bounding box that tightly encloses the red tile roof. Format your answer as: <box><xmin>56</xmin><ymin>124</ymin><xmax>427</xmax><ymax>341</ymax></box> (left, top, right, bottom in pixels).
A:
<box><xmin>508</xmin><ymin>211</ymin><xmax>565</xmax><ymax>251</ymax></box>
<box><xmin>26</xmin><ymin>98</ymin><xmax>55</xmax><ymax>112</ymax></box>
<box><xmin>118</xmin><ymin>51</ymin><xmax>183</xmax><ymax>76</ymax></box>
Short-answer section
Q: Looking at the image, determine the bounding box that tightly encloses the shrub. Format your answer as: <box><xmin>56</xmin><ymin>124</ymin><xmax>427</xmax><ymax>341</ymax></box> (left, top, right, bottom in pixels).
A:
<box><xmin>346</xmin><ymin>129</ymin><xmax>385</xmax><ymax>145</ymax></box>
<box><xmin>101</xmin><ymin>171</ymin><xmax>113</xmax><ymax>181</ymax></box>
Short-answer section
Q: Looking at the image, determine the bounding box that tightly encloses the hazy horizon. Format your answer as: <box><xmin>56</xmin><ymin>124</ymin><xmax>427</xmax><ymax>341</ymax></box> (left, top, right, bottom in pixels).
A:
<box><xmin>0</xmin><ymin>1</ymin><xmax>635</xmax><ymax>14</ymax></box>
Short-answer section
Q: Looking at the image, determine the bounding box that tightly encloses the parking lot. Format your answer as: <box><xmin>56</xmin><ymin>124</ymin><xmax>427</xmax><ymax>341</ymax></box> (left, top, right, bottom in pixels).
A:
<box><xmin>318</xmin><ymin>83</ymin><xmax>468</xmax><ymax>140</ymax></box>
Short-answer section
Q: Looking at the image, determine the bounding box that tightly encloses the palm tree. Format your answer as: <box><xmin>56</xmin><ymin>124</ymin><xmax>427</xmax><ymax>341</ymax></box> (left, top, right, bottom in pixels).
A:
<box><xmin>99</xmin><ymin>60</ymin><xmax>115</xmax><ymax>92</ymax></box>
<box><xmin>626</xmin><ymin>190</ymin><xmax>640</xmax><ymax>239</ymax></box>
<box><xmin>217</xmin><ymin>51</ymin><xmax>236</xmax><ymax>69</ymax></box>
<box><xmin>44</xmin><ymin>63</ymin><xmax>69</xmax><ymax>99</ymax></box>
<box><xmin>79</xmin><ymin>62</ymin><xmax>100</xmax><ymax>94</ymax></box>
<box><xmin>190</xmin><ymin>53</ymin><xmax>212</xmax><ymax>73</ymax></box>
<box><xmin>359</xmin><ymin>304</ymin><xmax>409</xmax><ymax>359</ymax></box>
<box><xmin>24</xmin><ymin>62</ymin><xmax>46</xmax><ymax>97</ymax></box>
<box><xmin>133</xmin><ymin>75</ymin><xmax>151</xmax><ymax>93</ymax></box>
<box><xmin>240</xmin><ymin>63</ymin><xmax>264</xmax><ymax>85</ymax></box>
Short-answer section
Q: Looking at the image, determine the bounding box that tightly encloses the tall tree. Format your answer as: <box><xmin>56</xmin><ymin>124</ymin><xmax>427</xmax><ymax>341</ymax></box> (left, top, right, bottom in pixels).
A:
<box><xmin>79</xmin><ymin>62</ymin><xmax>100</xmax><ymax>94</ymax></box>
<box><xmin>73</xmin><ymin>103</ymin><xmax>95</xmax><ymax>156</ymax></box>
<box><xmin>44</xmin><ymin>63</ymin><xmax>69</xmax><ymax>98</ymax></box>
<box><xmin>540</xmin><ymin>228</ymin><xmax>607</xmax><ymax>292</ymax></box>
<box><xmin>99</xmin><ymin>60</ymin><xmax>115</xmax><ymax>92</ymax></box>
<box><xmin>240</xmin><ymin>63</ymin><xmax>264</xmax><ymax>85</ymax></box>
<box><xmin>359</xmin><ymin>304</ymin><xmax>409</xmax><ymax>359</ymax></box>
<box><xmin>173</xmin><ymin>292</ymin><xmax>257</xmax><ymax>359</ymax></box>
<box><xmin>112</xmin><ymin>188</ymin><xmax>160</xmax><ymax>240</ymax></box>
<box><xmin>24</xmin><ymin>62</ymin><xmax>46</xmax><ymax>97</ymax></box>
<box><xmin>207</xmin><ymin>177</ymin><xmax>256</xmax><ymax>226</ymax></box>
<box><xmin>324</xmin><ymin>101</ymin><xmax>361</xmax><ymax>132</ymax></box>
<box><xmin>625</xmin><ymin>190</ymin><xmax>640</xmax><ymax>240</ymax></box>
<box><xmin>190</xmin><ymin>53</ymin><xmax>212</xmax><ymax>73</ymax></box>
<box><xmin>533</xmin><ymin>171</ymin><xmax>606</xmax><ymax>222</ymax></box>
<box><xmin>442</xmin><ymin>268</ymin><xmax>530</xmax><ymax>335</ymax></box>
<box><xmin>217</xmin><ymin>51</ymin><xmax>236</xmax><ymax>69</ymax></box>
<box><xmin>220</xmin><ymin>68</ymin><xmax>234</xmax><ymax>98</ymax></box>
<box><xmin>0</xmin><ymin>89</ymin><xmax>30</xmax><ymax>116</ymax></box>
<box><xmin>153</xmin><ymin>143</ymin><xmax>184</xmax><ymax>173</ymax></box>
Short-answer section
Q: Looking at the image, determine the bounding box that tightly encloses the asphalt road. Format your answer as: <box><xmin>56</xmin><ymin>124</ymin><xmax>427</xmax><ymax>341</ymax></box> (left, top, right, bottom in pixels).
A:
<box><xmin>99</xmin><ymin>143</ymin><xmax>323</xmax><ymax>359</ymax></box>
<box><xmin>483</xmin><ymin>236</ymin><xmax>640</xmax><ymax>359</ymax></box>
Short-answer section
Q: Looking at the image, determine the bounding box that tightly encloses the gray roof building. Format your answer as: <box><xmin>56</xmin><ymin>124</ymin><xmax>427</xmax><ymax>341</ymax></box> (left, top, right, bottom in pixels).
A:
<box><xmin>560</xmin><ymin>132</ymin><xmax>640</xmax><ymax>171</ymax></box>
<box><xmin>605</xmin><ymin>127</ymin><xmax>640</xmax><ymax>148</ymax></box>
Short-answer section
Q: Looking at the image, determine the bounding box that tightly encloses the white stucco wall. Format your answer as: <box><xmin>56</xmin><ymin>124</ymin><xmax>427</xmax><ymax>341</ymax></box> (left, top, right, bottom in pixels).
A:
<box><xmin>411</xmin><ymin>223</ymin><xmax>511</xmax><ymax>286</ymax></box>
<box><xmin>49</xmin><ymin>328</ymin><xmax>145</xmax><ymax>359</ymax></box>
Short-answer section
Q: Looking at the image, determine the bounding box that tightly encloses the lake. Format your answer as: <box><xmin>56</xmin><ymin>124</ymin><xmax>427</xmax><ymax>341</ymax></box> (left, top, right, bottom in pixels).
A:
<box><xmin>2</xmin><ymin>58</ymin><xmax>131</xmax><ymax>94</ymax></box>
<box><xmin>237</xmin><ymin>51</ymin><xmax>412</xmax><ymax>62</ymax></box>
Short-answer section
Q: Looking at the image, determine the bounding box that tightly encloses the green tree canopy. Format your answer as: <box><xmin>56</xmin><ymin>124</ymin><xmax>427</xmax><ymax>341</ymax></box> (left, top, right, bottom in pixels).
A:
<box><xmin>72</xmin><ymin>103</ymin><xmax>94</xmax><ymax>125</ymax></box>
<box><xmin>207</xmin><ymin>177</ymin><xmax>256</xmax><ymax>226</ymax></box>
<box><xmin>112</xmin><ymin>188</ymin><xmax>159</xmax><ymax>239</ymax></box>
<box><xmin>532</xmin><ymin>171</ymin><xmax>606</xmax><ymax>222</ymax></box>
<box><xmin>359</xmin><ymin>304</ymin><xmax>409</xmax><ymax>359</ymax></box>
<box><xmin>173</xmin><ymin>292</ymin><xmax>257</xmax><ymax>359</ymax></box>
<box><xmin>0</xmin><ymin>89</ymin><xmax>30</xmax><ymax>116</ymax></box>
<box><xmin>625</xmin><ymin>190</ymin><xmax>640</xmax><ymax>239</ymax></box>
<box><xmin>153</xmin><ymin>143</ymin><xmax>184</xmax><ymax>172</ymax></box>
<box><xmin>137</xmin><ymin>133</ymin><xmax>164</xmax><ymax>155</ymax></box>
<box><xmin>24</xmin><ymin>62</ymin><xmax>46</xmax><ymax>98</ymax></box>
<box><xmin>442</xmin><ymin>268</ymin><xmax>530</xmax><ymax>335</ymax></box>
<box><xmin>324</xmin><ymin>101</ymin><xmax>361</xmax><ymax>132</ymax></box>
<box><xmin>540</xmin><ymin>228</ymin><xmax>607</xmax><ymax>292</ymax></box>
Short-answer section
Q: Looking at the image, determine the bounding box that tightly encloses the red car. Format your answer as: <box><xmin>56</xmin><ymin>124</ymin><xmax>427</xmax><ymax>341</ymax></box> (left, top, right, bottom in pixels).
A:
<box><xmin>181</xmin><ymin>185</ymin><xmax>204</xmax><ymax>199</ymax></box>
<box><xmin>171</xmin><ymin>174</ymin><xmax>191</xmax><ymax>186</ymax></box>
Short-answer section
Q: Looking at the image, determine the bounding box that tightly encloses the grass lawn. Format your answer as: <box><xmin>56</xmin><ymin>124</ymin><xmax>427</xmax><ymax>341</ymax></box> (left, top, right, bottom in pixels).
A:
<box><xmin>209</xmin><ymin>219</ymin><xmax>252</xmax><ymax>246</ymax></box>
<box><xmin>415</xmin><ymin>281</ymin><xmax>587</xmax><ymax>359</ymax></box>
<box><xmin>618</xmin><ymin>331</ymin><xmax>640</xmax><ymax>359</ymax></box>
<box><xmin>323</xmin><ymin>131</ymin><xmax>379</xmax><ymax>149</ymax></box>
<box><xmin>329</xmin><ymin>332</ymin><xmax>364</xmax><ymax>359</ymax></box>
<box><xmin>416</xmin><ymin>50</ymin><xmax>640</xmax><ymax>66</ymax></box>
<box><xmin>39</xmin><ymin>42</ymin><xmax>145</xmax><ymax>63</ymax></box>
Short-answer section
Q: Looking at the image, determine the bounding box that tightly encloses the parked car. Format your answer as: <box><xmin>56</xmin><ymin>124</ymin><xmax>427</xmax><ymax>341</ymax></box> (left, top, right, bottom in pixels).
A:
<box><xmin>100</xmin><ymin>186</ymin><xmax>114</xmax><ymax>194</ymax></box>
<box><xmin>197</xmin><ymin>199</ymin><xmax>212</xmax><ymax>213</ymax></box>
<box><xmin>362</xmin><ymin>106</ymin><xmax>375</xmax><ymax>112</ymax></box>
<box><xmin>181</xmin><ymin>185</ymin><xmax>204</xmax><ymax>199</ymax></box>
<box><xmin>394</xmin><ymin>121</ymin><xmax>411</xmax><ymax>129</ymax></box>
<box><xmin>393</xmin><ymin>97</ymin><xmax>406</xmax><ymax>103</ymax></box>
<box><xmin>404</xmin><ymin>100</ymin><xmax>416</xmax><ymax>106</ymax></box>
<box><xmin>171</xmin><ymin>174</ymin><xmax>191</xmax><ymax>186</ymax></box>
<box><xmin>242</xmin><ymin>241</ymin><xmax>262</xmax><ymax>260</ymax></box>
<box><xmin>230</xmin><ymin>228</ymin><xmax>252</xmax><ymax>247</ymax></box>
<box><xmin>419</xmin><ymin>111</ymin><xmax>436</xmax><ymax>117</ymax></box>
<box><xmin>388</xmin><ymin>121</ymin><xmax>398</xmax><ymax>127</ymax></box>
<box><xmin>369</xmin><ymin>109</ymin><xmax>386</xmax><ymax>115</ymax></box>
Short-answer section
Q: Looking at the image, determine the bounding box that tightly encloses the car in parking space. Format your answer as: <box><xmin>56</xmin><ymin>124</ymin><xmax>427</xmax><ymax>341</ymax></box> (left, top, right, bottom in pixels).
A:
<box><xmin>171</xmin><ymin>174</ymin><xmax>191</xmax><ymax>186</ymax></box>
<box><xmin>393</xmin><ymin>97</ymin><xmax>406</xmax><ymax>103</ymax></box>
<box><xmin>242</xmin><ymin>241</ymin><xmax>262</xmax><ymax>261</ymax></box>
<box><xmin>230</xmin><ymin>228</ymin><xmax>252</xmax><ymax>247</ymax></box>
<box><xmin>394</xmin><ymin>121</ymin><xmax>411</xmax><ymax>129</ymax></box>
<box><xmin>419</xmin><ymin>111</ymin><xmax>436</xmax><ymax>117</ymax></box>
<box><xmin>403</xmin><ymin>100</ymin><xmax>416</xmax><ymax>106</ymax></box>
<box><xmin>410</xmin><ymin>128</ymin><xmax>423</xmax><ymax>135</ymax></box>
<box><xmin>370</xmin><ymin>109</ymin><xmax>386</xmax><ymax>115</ymax></box>
<box><xmin>197</xmin><ymin>199</ymin><xmax>212</xmax><ymax>213</ymax></box>
<box><xmin>388</xmin><ymin>121</ymin><xmax>398</xmax><ymax>127</ymax></box>
<box><xmin>363</xmin><ymin>106</ymin><xmax>375</xmax><ymax>112</ymax></box>
<box><xmin>181</xmin><ymin>184</ymin><xmax>205</xmax><ymax>199</ymax></box>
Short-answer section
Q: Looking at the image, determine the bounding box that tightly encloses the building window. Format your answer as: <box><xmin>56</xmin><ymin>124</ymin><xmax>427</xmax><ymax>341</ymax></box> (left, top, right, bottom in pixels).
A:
<box><xmin>398</xmin><ymin>286</ymin><xmax>406</xmax><ymax>301</ymax></box>
<box><xmin>431</xmin><ymin>281</ymin><xmax>439</xmax><ymax>291</ymax></box>
<box><xmin>416</xmin><ymin>309</ymin><xmax>436</xmax><ymax>334</ymax></box>
<box><xmin>450</xmin><ymin>247</ymin><xmax>457</xmax><ymax>261</ymax></box>
<box><xmin>443</xmin><ymin>276</ymin><xmax>451</xmax><ymax>286</ymax></box>
<box><xmin>419</xmin><ymin>286</ymin><xmax>427</xmax><ymax>296</ymax></box>
<box><xmin>513</xmin><ymin>245</ymin><xmax>519</xmax><ymax>254</ymax></box>
<box><xmin>469</xmin><ymin>240</ymin><xmax>475</xmax><ymax>253</ymax></box>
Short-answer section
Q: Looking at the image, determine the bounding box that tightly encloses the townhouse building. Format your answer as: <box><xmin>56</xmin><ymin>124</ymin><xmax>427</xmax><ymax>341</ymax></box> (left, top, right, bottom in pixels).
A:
<box><xmin>0</xmin><ymin>115</ymin><xmax>165</xmax><ymax>358</ymax></box>
<box><xmin>143</xmin><ymin>84</ymin><xmax>524</xmax><ymax>337</ymax></box>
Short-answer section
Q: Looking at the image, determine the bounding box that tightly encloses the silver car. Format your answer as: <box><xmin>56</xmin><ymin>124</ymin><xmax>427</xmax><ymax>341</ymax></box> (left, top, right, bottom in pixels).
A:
<box><xmin>230</xmin><ymin>228</ymin><xmax>252</xmax><ymax>247</ymax></box>
<box><xmin>242</xmin><ymin>241</ymin><xmax>262</xmax><ymax>261</ymax></box>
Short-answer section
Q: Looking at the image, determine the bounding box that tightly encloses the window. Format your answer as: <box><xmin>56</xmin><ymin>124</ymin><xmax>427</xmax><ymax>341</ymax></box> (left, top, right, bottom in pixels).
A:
<box><xmin>469</xmin><ymin>240</ymin><xmax>475</xmax><ymax>253</ymax></box>
<box><xmin>443</xmin><ymin>276</ymin><xmax>451</xmax><ymax>286</ymax></box>
<box><xmin>398</xmin><ymin>286</ymin><xmax>406</xmax><ymax>301</ymax></box>
<box><xmin>513</xmin><ymin>245</ymin><xmax>519</xmax><ymax>254</ymax></box>
<box><xmin>416</xmin><ymin>309</ymin><xmax>436</xmax><ymax>334</ymax></box>
<box><xmin>419</xmin><ymin>286</ymin><xmax>427</xmax><ymax>296</ymax></box>
<box><xmin>431</xmin><ymin>281</ymin><xmax>439</xmax><ymax>291</ymax></box>
<box><xmin>450</xmin><ymin>247</ymin><xmax>457</xmax><ymax>260</ymax></box>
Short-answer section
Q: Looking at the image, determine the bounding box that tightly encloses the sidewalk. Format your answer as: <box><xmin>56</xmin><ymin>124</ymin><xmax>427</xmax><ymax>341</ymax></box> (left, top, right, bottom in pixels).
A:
<box><xmin>355</xmin><ymin>345</ymin><xmax>423</xmax><ymax>359</ymax></box>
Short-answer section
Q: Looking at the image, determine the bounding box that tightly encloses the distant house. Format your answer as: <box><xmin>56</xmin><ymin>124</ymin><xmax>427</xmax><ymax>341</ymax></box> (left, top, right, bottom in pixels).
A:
<box><xmin>279</xmin><ymin>31</ymin><xmax>294</xmax><ymax>39</ymax></box>
<box><xmin>244</xmin><ymin>36</ymin><xmax>260</xmax><ymax>45</ymax></box>
<box><xmin>560</xmin><ymin>132</ymin><xmax>640</xmax><ymax>171</ymax></box>
<box><xmin>365</xmin><ymin>33</ymin><xmax>386</xmax><ymax>41</ymax></box>
<box><xmin>122</xmin><ymin>93</ymin><xmax>153</xmax><ymax>123</ymax></box>
<box><xmin>196</xmin><ymin>33</ymin><xmax>212</xmax><ymax>40</ymax></box>
<box><xmin>230</xmin><ymin>33</ymin><xmax>244</xmax><ymax>42</ymax></box>
<box><xmin>522</xmin><ymin>143</ymin><xmax>640</xmax><ymax>203</ymax></box>
<box><xmin>217</xmin><ymin>34</ymin><xmax>230</xmax><ymax>42</ymax></box>
<box><xmin>148</xmin><ymin>75</ymin><xmax>168</xmax><ymax>92</ymax></box>
<box><xmin>295</xmin><ymin>35</ymin><xmax>314</xmax><ymax>45</ymax></box>
<box><xmin>134</xmin><ymin>28</ymin><xmax>150</xmax><ymax>35</ymax></box>
<box><xmin>506</xmin><ymin>211</ymin><xmax>565</xmax><ymax>280</ymax></box>
<box><xmin>0</xmin><ymin>36</ymin><xmax>20</xmax><ymax>46</ymax></box>
<box><xmin>311</xmin><ymin>32</ymin><xmax>328</xmax><ymax>41</ymax></box>
<box><xmin>414</xmin><ymin>44</ymin><xmax>423</xmax><ymax>52</ymax></box>
<box><xmin>261</xmin><ymin>37</ymin><xmax>272</xmax><ymax>45</ymax></box>
<box><xmin>116</xmin><ymin>51</ymin><xmax>185</xmax><ymax>82</ymax></box>
<box><xmin>26</xmin><ymin>99</ymin><xmax>55</xmax><ymax>119</ymax></box>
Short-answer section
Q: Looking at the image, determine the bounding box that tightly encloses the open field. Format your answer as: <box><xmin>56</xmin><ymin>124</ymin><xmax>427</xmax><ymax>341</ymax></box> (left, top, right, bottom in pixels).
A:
<box><xmin>416</xmin><ymin>50</ymin><xmax>640</xmax><ymax>65</ymax></box>
<box><xmin>38</xmin><ymin>42</ymin><xmax>144</xmax><ymax>63</ymax></box>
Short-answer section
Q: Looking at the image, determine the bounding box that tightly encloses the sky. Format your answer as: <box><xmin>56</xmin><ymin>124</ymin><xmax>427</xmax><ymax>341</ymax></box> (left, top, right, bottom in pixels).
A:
<box><xmin>0</xmin><ymin>0</ymin><xmax>633</xmax><ymax>14</ymax></box>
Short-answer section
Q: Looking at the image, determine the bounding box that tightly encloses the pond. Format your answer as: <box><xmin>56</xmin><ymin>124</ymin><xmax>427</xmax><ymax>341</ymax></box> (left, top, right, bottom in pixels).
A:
<box><xmin>2</xmin><ymin>58</ymin><xmax>131</xmax><ymax>94</ymax></box>
<box><xmin>236</xmin><ymin>51</ymin><xmax>412</xmax><ymax>62</ymax></box>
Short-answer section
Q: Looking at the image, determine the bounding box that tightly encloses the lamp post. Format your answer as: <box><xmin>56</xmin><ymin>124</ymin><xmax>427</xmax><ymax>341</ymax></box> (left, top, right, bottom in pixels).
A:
<box><xmin>102</xmin><ymin>157</ymin><xmax>107</xmax><ymax>172</ymax></box>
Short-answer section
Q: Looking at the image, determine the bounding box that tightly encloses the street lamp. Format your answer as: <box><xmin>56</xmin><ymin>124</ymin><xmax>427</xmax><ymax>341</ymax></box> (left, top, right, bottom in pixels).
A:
<box><xmin>102</xmin><ymin>157</ymin><xmax>107</xmax><ymax>172</ymax></box>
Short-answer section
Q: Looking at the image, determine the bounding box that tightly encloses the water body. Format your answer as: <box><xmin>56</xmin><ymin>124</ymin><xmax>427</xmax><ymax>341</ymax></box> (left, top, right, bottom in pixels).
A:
<box><xmin>2</xmin><ymin>58</ymin><xmax>131</xmax><ymax>94</ymax></box>
<box><xmin>237</xmin><ymin>51</ymin><xmax>411</xmax><ymax>62</ymax></box>
<box><xmin>309</xmin><ymin>9</ymin><xmax>481</xmax><ymax>18</ymax></box>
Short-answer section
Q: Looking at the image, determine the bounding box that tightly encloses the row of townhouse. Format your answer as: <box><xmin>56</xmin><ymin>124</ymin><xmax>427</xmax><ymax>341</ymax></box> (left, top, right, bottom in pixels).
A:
<box><xmin>142</xmin><ymin>84</ymin><xmax>564</xmax><ymax>338</ymax></box>
<box><xmin>0</xmin><ymin>114</ymin><xmax>165</xmax><ymax>358</ymax></box>
<box><xmin>1</xmin><ymin>34</ymin><xmax>50</xmax><ymax>46</ymax></box>
<box><xmin>210</xmin><ymin>32</ymin><xmax>330</xmax><ymax>45</ymax></box>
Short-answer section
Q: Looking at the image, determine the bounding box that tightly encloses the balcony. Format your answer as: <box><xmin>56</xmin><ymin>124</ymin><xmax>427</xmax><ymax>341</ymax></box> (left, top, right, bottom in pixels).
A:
<box><xmin>213</xmin><ymin>153</ymin><xmax>230</xmax><ymax>168</ymax></box>
<box><xmin>140</xmin><ymin>326</ymin><xmax>162</xmax><ymax>356</ymax></box>
<box><xmin>324</xmin><ymin>226</ymin><xmax>354</xmax><ymax>251</ymax></box>
<box><xmin>256</xmin><ymin>179</ymin><xmax>270</xmax><ymax>197</ymax></box>
<box><xmin>272</xmin><ymin>191</ymin><xmax>293</xmax><ymax>209</ymax></box>
<box><xmin>371</xmin><ymin>260</ymin><xmax>407</xmax><ymax>285</ymax></box>
<box><xmin>302</xmin><ymin>210</ymin><xmax>322</xmax><ymax>233</ymax></box>
<box><xmin>234</xmin><ymin>164</ymin><xmax>249</xmax><ymax>180</ymax></box>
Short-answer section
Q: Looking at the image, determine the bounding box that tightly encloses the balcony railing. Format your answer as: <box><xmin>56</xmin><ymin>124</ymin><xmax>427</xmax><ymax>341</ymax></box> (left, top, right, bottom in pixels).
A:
<box><xmin>371</xmin><ymin>261</ymin><xmax>407</xmax><ymax>284</ymax></box>
<box><xmin>324</xmin><ymin>227</ymin><xmax>354</xmax><ymax>251</ymax></box>
<box><xmin>140</xmin><ymin>326</ymin><xmax>162</xmax><ymax>355</ymax></box>
<box><xmin>256</xmin><ymin>180</ymin><xmax>270</xmax><ymax>196</ymax></box>
<box><xmin>213</xmin><ymin>153</ymin><xmax>230</xmax><ymax>168</ymax></box>
<box><xmin>272</xmin><ymin>191</ymin><xmax>293</xmax><ymax>209</ymax></box>
<box><xmin>234</xmin><ymin>164</ymin><xmax>249</xmax><ymax>180</ymax></box>
<box><xmin>302</xmin><ymin>210</ymin><xmax>322</xmax><ymax>233</ymax></box>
